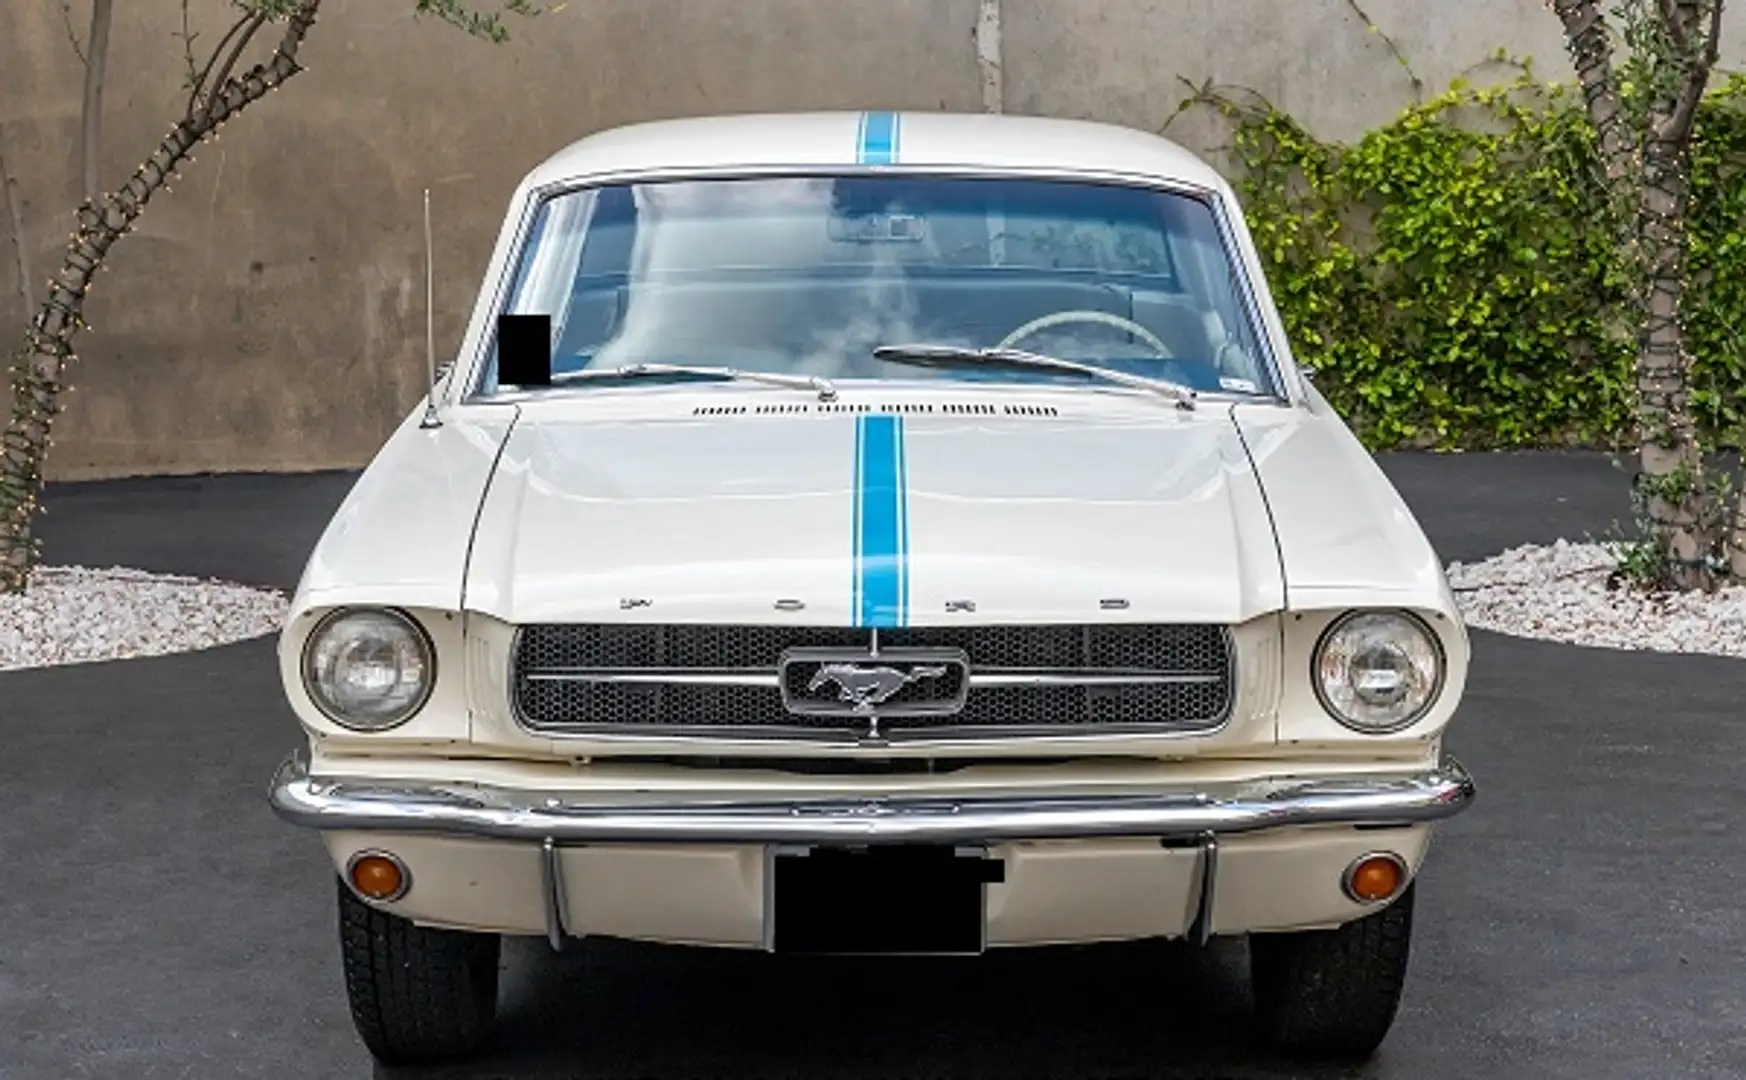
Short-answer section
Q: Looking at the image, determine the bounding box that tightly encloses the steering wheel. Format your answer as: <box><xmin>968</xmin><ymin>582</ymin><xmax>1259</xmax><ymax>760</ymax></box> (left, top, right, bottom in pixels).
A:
<box><xmin>996</xmin><ymin>309</ymin><xmax>1175</xmax><ymax>359</ymax></box>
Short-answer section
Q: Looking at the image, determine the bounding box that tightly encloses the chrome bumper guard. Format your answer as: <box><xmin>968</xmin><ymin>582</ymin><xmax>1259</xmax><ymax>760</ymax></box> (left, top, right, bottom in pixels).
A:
<box><xmin>268</xmin><ymin>751</ymin><xmax>1476</xmax><ymax>846</ymax></box>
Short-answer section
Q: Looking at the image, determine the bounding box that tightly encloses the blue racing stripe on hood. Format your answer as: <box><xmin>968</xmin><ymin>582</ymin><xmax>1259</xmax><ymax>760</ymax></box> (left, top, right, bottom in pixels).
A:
<box><xmin>857</xmin><ymin>111</ymin><xmax>900</xmax><ymax>165</ymax></box>
<box><xmin>852</xmin><ymin>414</ymin><xmax>907</xmax><ymax>627</ymax></box>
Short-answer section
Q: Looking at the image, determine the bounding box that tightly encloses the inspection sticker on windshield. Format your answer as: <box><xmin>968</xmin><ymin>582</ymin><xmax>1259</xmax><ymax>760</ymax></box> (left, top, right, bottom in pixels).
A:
<box><xmin>1219</xmin><ymin>377</ymin><xmax>1257</xmax><ymax>393</ymax></box>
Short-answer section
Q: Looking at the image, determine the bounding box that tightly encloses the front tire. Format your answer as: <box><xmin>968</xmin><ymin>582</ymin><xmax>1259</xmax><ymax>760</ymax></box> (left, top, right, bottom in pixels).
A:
<box><xmin>336</xmin><ymin>879</ymin><xmax>502</xmax><ymax>1065</ymax></box>
<box><xmin>1248</xmin><ymin>882</ymin><xmax>1415</xmax><ymax>1061</ymax></box>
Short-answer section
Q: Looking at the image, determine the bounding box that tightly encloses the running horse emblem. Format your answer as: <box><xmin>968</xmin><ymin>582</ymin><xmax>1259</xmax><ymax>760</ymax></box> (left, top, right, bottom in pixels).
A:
<box><xmin>807</xmin><ymin>662</ymin><xmax>949</xmax><ymax>713</ymax></box>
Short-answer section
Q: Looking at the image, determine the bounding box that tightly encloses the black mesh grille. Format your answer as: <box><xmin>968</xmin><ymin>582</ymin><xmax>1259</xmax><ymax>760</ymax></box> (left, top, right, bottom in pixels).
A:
<box><xmin>512</xmin><ymin>624</ymin><xmax>1233</xmax><ymax>736</ymax></box>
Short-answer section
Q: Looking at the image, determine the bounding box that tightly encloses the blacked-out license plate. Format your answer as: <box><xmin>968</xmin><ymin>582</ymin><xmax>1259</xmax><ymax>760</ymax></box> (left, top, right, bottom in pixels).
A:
<box><xmin>769</xmin><ymin>844</ymin><xmax>1005</xmax><ymax>956</ymax></box>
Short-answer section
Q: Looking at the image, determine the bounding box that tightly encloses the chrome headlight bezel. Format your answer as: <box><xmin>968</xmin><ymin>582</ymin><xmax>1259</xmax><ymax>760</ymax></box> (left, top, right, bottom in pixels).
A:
<box><xmin>299</xmin><ymin>606</ymin><xmax>437</xmax><ymax>732</ymax></box>
<box><xmin>1310</xmin><ymin>608</ymin><xmax>1446</xmax><ymax>734</ymax></box>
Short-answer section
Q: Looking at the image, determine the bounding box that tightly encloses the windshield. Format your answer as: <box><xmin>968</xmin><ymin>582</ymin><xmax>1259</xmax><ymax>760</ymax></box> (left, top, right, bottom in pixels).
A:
<box><xmin>471</xmin><ymin>174</ymin><xmax>1279</xmax><ymax>397</ymax></box>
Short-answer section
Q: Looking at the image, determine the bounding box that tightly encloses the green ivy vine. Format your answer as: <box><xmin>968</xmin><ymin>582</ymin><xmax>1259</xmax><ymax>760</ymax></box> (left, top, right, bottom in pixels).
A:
<box><xmin>1171</xmin><ymin>62</ymin><xmax>1746</xmax><ymax>450</ymax></box>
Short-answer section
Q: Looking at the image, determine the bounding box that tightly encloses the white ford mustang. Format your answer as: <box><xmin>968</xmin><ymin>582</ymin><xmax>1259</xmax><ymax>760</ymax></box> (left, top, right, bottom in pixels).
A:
<box><xmin>269</xmin><ymin>110</ymin><xmax>1476</xmax><ymax>1066</ymax></box>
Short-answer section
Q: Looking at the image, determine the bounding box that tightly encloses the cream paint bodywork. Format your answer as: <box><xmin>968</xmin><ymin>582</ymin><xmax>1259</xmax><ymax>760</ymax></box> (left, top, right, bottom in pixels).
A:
<box><xmin>278</xmin><ymin>112</ymin><xmax>1469</xmax><ymax>944</ymax></box>
<box><xmin>321</xmin><ymin>825</ymin><xmax>1433</xmax><ymax>946</ymax></box>
<box><xmin>288</xmin><ymin>404</ymin><xmax>516</xmax><ymax>614</ymax></box>
<box><xmin>463</xmin><ymin>393</ymin><xmax>1283</xmax><ymax>626</ymax></box>
<box><xmin>279</xmin><ymin>383</ymin><xmax>1465</xmax><ymax>760</ymax></box>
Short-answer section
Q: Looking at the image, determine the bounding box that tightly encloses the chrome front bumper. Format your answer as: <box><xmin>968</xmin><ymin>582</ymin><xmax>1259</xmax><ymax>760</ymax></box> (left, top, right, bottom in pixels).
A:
<box><xmin>268</xmin><ymin>751</ymin><xmax>1476</xmax><ymax>846</ymax></box>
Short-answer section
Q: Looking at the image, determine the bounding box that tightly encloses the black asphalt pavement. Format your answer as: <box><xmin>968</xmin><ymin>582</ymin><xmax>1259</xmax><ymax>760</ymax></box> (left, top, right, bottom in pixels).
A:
<box><xmin>4</xmin><ymin>451</ymin><xmax>1743</xmax><ymax>1080</ymax></box>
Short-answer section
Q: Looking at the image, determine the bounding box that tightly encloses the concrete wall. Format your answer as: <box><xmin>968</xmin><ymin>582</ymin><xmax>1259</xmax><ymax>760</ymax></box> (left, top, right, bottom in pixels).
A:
<box><xmin>1</xmin><ymin>0</ymin><xmax>1741</xmax><ymax>478</ymax></box>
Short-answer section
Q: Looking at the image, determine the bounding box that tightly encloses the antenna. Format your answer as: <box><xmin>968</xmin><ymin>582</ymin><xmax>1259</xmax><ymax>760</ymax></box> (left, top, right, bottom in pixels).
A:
<box><xmin>419</xmin><ymin>186</ymin><xmax>442</xmax><ymax>429</ymax></box>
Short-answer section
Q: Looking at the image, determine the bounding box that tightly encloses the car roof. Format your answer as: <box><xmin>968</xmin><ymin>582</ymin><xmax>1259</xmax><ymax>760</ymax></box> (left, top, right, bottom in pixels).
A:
<box><xmin>522</xmin><ymin>111</ymin><xmax>1229</xmax><ymax>193</ymax></box>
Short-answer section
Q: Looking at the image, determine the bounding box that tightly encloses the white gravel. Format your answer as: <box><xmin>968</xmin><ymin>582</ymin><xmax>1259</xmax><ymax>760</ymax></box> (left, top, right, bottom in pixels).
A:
<box><xmin>1447</xmin><ymin>539</ymin><xmax>1746</xmax><ymax>658</ymax></box>
<box><xmin>0</xmin><ymin>566</ymin><xmax>288</xmax><ymax>671</ymax></box>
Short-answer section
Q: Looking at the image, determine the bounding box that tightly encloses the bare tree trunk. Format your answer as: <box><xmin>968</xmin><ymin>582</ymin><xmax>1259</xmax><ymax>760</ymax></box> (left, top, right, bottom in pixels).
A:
<box><xmin>0</xmin><ymin>128</ymin><xmax>32</xmax><ymax>316</ymax></box>
<box><xmin>0</xmin><ymin>2</ymin><xmax>322</xmax><ymax>593</ymax></box>
<box><xmin>80</xmin><ymin>0</ymin><xmax>114</xmax><ymax>205</ymax></box>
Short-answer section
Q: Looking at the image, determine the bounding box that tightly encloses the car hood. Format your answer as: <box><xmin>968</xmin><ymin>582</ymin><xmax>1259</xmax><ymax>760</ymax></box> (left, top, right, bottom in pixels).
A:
<box><xmin>1230</xmin><ymin>394</ymin><xmax>1453</xmax><ymax>612</ymax></box>
<box><xmin>461</xmin><ymin>401</ymin><xmax>1287</xmax><ymax>625</ymax></box>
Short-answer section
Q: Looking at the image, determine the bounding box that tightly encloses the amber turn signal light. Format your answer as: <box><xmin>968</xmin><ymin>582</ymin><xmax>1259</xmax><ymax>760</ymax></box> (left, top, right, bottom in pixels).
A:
<box><xmin>1341</xmin><ymin>852</ymin><xmax>1407</xmax><ymax>904</ymax></box>
<box><xmin>348</xmin><ymin>852</ymin><xmax>410</xmax><ymax>902</ymax></box>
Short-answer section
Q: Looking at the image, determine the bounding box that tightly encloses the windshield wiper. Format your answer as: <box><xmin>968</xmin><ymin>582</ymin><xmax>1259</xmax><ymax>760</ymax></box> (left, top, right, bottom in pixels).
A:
<box><xmin>551</xmin><ymin>363</ymin><xmax>838</xmax><ymax>402</ymax></box>
<box><xmin>871</xmin><ymin>344</ymin><xmax>1197</xmax><ymax>410</ymax></box>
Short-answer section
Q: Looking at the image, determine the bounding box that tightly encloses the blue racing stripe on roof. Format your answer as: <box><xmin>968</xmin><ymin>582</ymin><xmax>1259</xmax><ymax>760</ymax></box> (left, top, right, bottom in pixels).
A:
<box><xmin>857</xmin><ymin>111</ymin><xmax>900</xmax><ymax>165</ymax></box>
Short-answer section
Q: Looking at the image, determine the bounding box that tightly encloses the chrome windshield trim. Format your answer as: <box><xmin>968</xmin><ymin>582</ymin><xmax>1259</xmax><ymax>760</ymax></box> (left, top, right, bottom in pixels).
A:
<box><xmin>457</xmin><ymin>164</ymin><xmax>1289</xmax><ymax>405</ymax></box>
<box><xmin>1203</xmin><ymin>183</ymin><xmax>1294</xmax><ymax>403</ymax></box>
<box><xmin>269</xmin><ymin>751</ymin><xmax>1476</xmax><ymax>845</ymax></box>
<box><xmin>468</xmin><ymin>380</ymin><xmax>1277</xmax><ymax>410</ymax></box>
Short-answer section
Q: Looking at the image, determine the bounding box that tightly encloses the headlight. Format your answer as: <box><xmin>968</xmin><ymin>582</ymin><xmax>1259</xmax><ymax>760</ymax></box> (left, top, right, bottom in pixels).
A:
<box><xmin>301</xmin><ymin>608</ymin><xmax>435</xmax><ymax>731</ymax></box>
<box><xmin>1312</xmin><ymin>610</ymin><xmax>1444</xmax><ymax>733</ymax></box>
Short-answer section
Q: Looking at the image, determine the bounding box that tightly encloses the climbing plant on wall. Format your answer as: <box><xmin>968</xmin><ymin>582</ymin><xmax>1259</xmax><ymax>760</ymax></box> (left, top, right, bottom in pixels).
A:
<box><xmin>1170</xmin><ymin>62</ymin><xmax>1746</xmax><ymax>456</ymax></box>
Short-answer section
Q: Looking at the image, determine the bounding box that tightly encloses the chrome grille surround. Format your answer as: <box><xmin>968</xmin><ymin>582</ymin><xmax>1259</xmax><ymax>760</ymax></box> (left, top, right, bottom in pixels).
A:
<box><xmin>510</xmin><ymin>624</ymin><xmax>1237</xmax><ymax>742</ymax></box>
